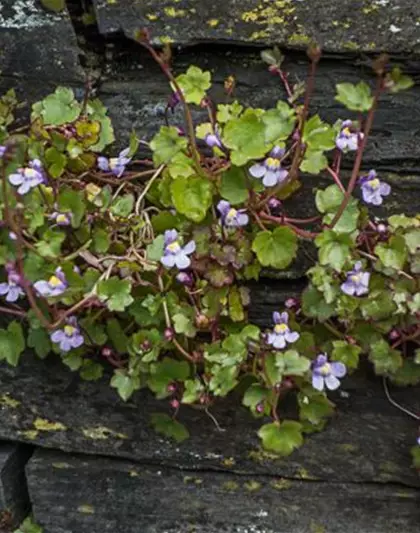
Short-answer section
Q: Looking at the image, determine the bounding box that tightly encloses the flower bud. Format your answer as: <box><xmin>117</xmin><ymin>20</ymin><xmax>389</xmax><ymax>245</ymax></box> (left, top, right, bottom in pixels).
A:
<box><xmin>389</xmin><ymin>329</ymin><xmax>400</xmax><ymax>340</ymax></box>
<box><xmin>167</xmin><ymin>383</ymin><xmax>177</xmax><ymax>394</ymax></box>
<box><xmin>268</xmin><ymin>198</ymin><xmax>282</xmax><ymax>212</ymax></box>
<box><xmin>176</xmin><ymin>272</ymin><xmax>193</xmax><ymax>287</ymax></box>
<box><xmin>285</xmin><ymin>297</ymin><xmax>298</xmax><ymax>309</ymax></box>
<box><xmin>164</xmin><ymin>328</ymin><xmax>174</xmax><ymax>341</ymax></box>
<box><xmin>170</xmin><ymin>399</ymin><xmax>180</xmax><ymax>410</ymax></box>
<box><xmin>102</xmin><ymin>347</ymin><xmax>113</xmax><ymax>358</ymax></box>
<box><xmin>255</xmin><ymin>402</ymin><xmax>265</xmax><ymax>414</ymax></box>
<box><xmin>195</xmin><ymin>314</ymin><xmax>210</xmax><ymax>329</ymax></box>
<box><xmin>141</xmin><ymin>340</ymin><xmax>151</xmax><ymax>351</ymax></box>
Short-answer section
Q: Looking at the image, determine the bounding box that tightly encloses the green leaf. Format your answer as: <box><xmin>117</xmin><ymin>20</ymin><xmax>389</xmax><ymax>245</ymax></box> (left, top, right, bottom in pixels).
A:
<box><xmin>385</xmin><ymin>67</ymin><xmax>414</xmax><ymax>94</ymax></box>
<box><xmin>111</xmin><ymin>369</ymin><xmax>141</xmax><ymax>401</ymax></box>
<box><xmin>391</xmin><ymin>359</ymin><xmax>420</xmax><ymax>386</ymax></box>
<box><xmin>150</xmin><ymin>126</ymin><xmax>188</xmax><ymax>166</ymax></box>
<box><xmin>302</xmin><ymin>285</ymin><xmax>335</xmax><ymax>321</ymax></box>
<box><xmin>58</xmin><ymin>188</ymin><xmax>85</xmax><ymax>228</ymax></box>
<box><xmin>80</xmin><ymin>360</ymin><xmax>104</xmax><ymax>381</ymax></box>
<box><xmin>302</xmin><ymin>115</ymin><xmax>336</xmax><ymax>151</ymax></box>
<box><xmin>37</xmin><ymin>87</ymin><xmax>81</xmax><ymax>125</ymax></box>
<box><xmin>151</xmin><ymin>212</ymin><xmax>182</xmax><ymax>233</ymax></box>
<box><xmin>252</xmin><ymin>227</ymin><xmax>298</xmax><ymax>270</ymax></box>
<box><xmin>27</xmin><ymin>328</ymin><xmax>51</xmax><ymax>359</ymax></box>
<box><xmin>148</xmin><ymin>357</ymin><xmax>190</xmax><ymax>399</ymax></box>
<box><xmin>0</xmin><ymin>321</ymin><xmax>25</xmax><ymax>367</ymax></box>
<box><xmin>283</xmin><ymin>350</ymin><xmax>311</xmax><ymax>375</ymax></box>
<box><xmin>176</xmin><ymin>66</ymin><xmax>211</xmax><ymax>105</ymax></box>
<box><xmin>243</xmin><ymin>384</ymin><xmax>270</xmax><ymax>416</ymax></box>
<box><xmin>335</xmin><ymin>81</ymin><xmax>374</xmax><ymax>112</ymax></box>
<box><xmin>388</xmin><ymin>214</ymin><xmax>420</xmax><ymax>230</ymax></box>
<box><xmin>171</xmin><ymin>176</ymin><xmax>213</xmax><ymax>222</ymax></box>
<box><xmin>110</xmin><ymin>194</ymin><xmax>134</xmax><ymax>218</ymax></box>
<box><xmin>150</xmin><ymin>413</ymin><xmax>189</xmax><ymax>443</ymax></box>
<box><xmin>262</xmin><ymin>101</ymin><xmax>296</xmax><ymax>144</ymax></box>
<box><xmin>14</xmin><ymin>516</ymin><xmax>43</xmax><ymax>533</ymax></box>
<box><xmin>208</xmin><ymin>365</ymin><xmax>239</xmax><ymax>396</ymax></box>
<box><xmin>217</xmin><ymin>101</ymin><xmax>243</xmax><ymax>123</ymax></box>
<box><xmin>258</xmin><ymin>421</ymin><xmax>303</xmax><ymax>456</ymax></box>
<box><xmin>45</xmin><ymin>146</ymin><xmax>67</xmax><ymax>177</ymax></box>
<box><xmin>316</xmin><ymin>185</ymin><xmax>360</xmax><ymax>234</ymax></box>
<box><xmin>97</xmin><ymin>278</ymin><xmax>134</xmax><ymax>312</ymax></box>
<box><xmin>315</xmin><ymin>230</ymin><xmax>353</xmax><ymax>272</ymax></box>
<box><xmin>300</xmin><ymin>150</ymin><xmax>328</xmax><ymax>174</ymax></box>
<box><xmin>35</xmin><ymin>229</ymin><xmax>66</xmax><ymax>258</ymax></box>
<box><xmin>182</xmin><ymin>379</ymin><xmax>204</xmax><ymax>404</ymax></box>
<box><xmin>220</xmin><ymin>166</ymin><xmax>249</xmax><ymax>205</ymax></box>
<box><xmin>315</xmin><ymin>184</ymin><xmax>343</xmax><ymax>213</ymax></box>
<box><xmin>222</xmin><ymin>110</ymin><xmax>267</xmax><ymax>166</ymax></box>
<box><xmin>92</xmin><ymin>228</ymin><xmax>110</xmax><ymax>253</ymax></box>
<box><xmin>375</xmin><ymin>236</ymin><xmax>407</xmax><ymax>270</ymax></box>
<box><xmin>298</xmin><ymin>388</ymin><xmax>334</xmax><ymax>430</ymax></box>
<box><xmin>411</xmin><ymin>446</ymin><xmax>420</xmax><ymax>469</ymax></box>
<box><xmin>172</xmin><ymin>313</ymin><xmax>197</xmax><ymax>338</ymax></box>
<box><xmin>86</xmin><ymin>99</ymin><xmax>115</xmax><ymax>152</ymax></box>
<box><xmin>331</xmin><ymin>340</ymin><xmax>361</xmax><ymax>370</ymax></box>
<box><xmin>40</xmin><ymin>0</ymin><xmax>65</xmax><ymax>12</ymax></box>
<box><xmin>146</xmin><ymin>235</ymin><xmax>165</xmax><ymax>262</ymax></box>
<box><xmin>228</xmin><ymin>287</ymin><xmax>245</xmax><ymax>322</ymax></box>
<box><xmin>361</xmin><ymin>292</ymin><xmax>397</xmax><ymax>320</ymax></box>
<box><xmin>404</xmin><ymin>228</ymin><xmax>420</xmax><ymax>254</ymax></box>
<box><xmin>369</xmin><ymin>339</ymin><xmax>403</xmax><ymax>375</ymax></box>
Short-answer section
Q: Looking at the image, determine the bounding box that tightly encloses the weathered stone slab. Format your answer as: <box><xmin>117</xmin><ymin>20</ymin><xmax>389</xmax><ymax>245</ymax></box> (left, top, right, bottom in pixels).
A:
<box><xmin>27</xmin><ymin>448</ymin><xmax>420</xmax><ymax>533</ymax></box>
<box><xmin>0</xmin><ymin>442</ymin><xmax>32</xmax><ymax>528</ymax></box>
<box><xmin>0</xmin><ymin>355</ymin><xmax>418</xmax><ymax>488</ymax></box>
<box><xmin>0</xmin><ymin>0</ymin><xmax>83</xmax><ymax>82</ymax></box>
<box><xmin>93</xmin><ymin>0</ymin><xmax>420</xmax><ymax>53</ymax></box>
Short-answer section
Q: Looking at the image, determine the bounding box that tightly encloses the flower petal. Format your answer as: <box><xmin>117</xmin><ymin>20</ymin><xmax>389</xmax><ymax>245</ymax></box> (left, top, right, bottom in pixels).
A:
<box><xmin>70</xmin><ymin>334</ymin><xmax>84</xmax><ymax>348</ymax></box>
<box><xmin>97</xmin><ymin>157</ymin><xmax>109</xmax><ymax>171</ymax></box>
<box><xmin>262</xmin><ymin>170</ymin><xmax>278</xmax><ymax>187</ymax></box>
<box><xmin>341</xmin><ymin>281</ymin><xmax>356</xmax><ymax>296</ymax></box>
<box><xmin>249</xmin><ymin>163</ymin><xmax>265</xmax><ymax>178</ymax></box>
<box><xmin>0</xmin><ymin>283</ymin><xmax>10</xmax><ymax>295</ymax></box>
<box><xmin>236</xmin><ymin>213</ymin><xmax>249</xmax><ymax>226</ymax></box>
<box><xmin>34</xmin><ymin>281</ymin><xmax>52</xmax><ymax>297</ymax></box>
<box><xmin>325</xmin><ymin>374</ymin><xmax>341</xmax><ymax>390</ymax></box>
<box><xmin>8</xmin><ymin>173</ymin><xmax>24</xmax><ymax>186</ymax></box>
<box><xmin>183</xmin><ymin>240</ymin><xmax>196</xmax><ymax>255</ymax></box>
<box><xmin>59</xmin><ymin>338</ymin><xmax>73</xmax><ymax>352</ymax></box>
<box><xmin>160</xmin><ymin>254</ymin><xmax>176</xmax><ymax>268</ymax></box>
<box><xmin>272</xmin><ymin>311</ymin><xmax>281</xmax><ymax>324</ymax></box>
<box><xmin>285</xmin><ymin>331</ymin><xmax>299</xmax><ymax>343</ymax></box>
<box><xmin>272</xmin><ymin>334</ymin><xmax>286</xmax><ymax>349</ymax></box>
<box><xmin>217</xmin><ymin>200</ymin><xmax>230</xmax><ymax>216</ymax></box>
<box><xmin>175</xmin><ymin>253</ymin><xmax>191</xmax><ymax>270</ymax></box>
<box><xmin>331</xmin><ymin>362</ymin><xmax>347</xmax><ymax>378</ymax></box>
<box><xmin>312</xmin><ymin>374</ymin><xmax>324</xmax><ymax>391</ymax></box>
<box><xmin>379</xmin><ymin>182</ymin><xmax>391</xmax><ymax>196</ymax></box>
<box><xmin>51</xmin><ymin>330</ymin><xmax>65</xmax><ymax>343</ymax></box>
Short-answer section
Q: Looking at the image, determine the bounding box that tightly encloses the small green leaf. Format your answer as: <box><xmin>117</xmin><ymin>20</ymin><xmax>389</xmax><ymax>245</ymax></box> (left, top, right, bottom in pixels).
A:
<box><xmin>300</xmin><ymin>150</ymin><xmax>328</xmax><ymax>174</ymax></box>
<box><xmin>283</xmin><ymin>350</ymin><xmax>311</xmax><ymax>375</ymax></box>
<box><xmin>182</xmin><ymin>379</ymin><xmax>204</xmax><ymax>404</ymax></box>
<box><xmin>411</xmin><ymin>446</ymin><xmax>420</xmax><ymax>469</ymax></box>
<box><xmin>80</xmin><ymin>360</ymin><xmax>104</xmax><ymax>381</ymax></box>
<box><xmin>111</xmin><ymin>369</ymin><xmax>141</xmax><ymax>401</ymax></box>
<box><xmin>217</xmin><ymin>101</ymin><xmax>243</xmax><ymax>123</ymax></box>
<box><xmin>222</xmin><ymin>110</ymin><xmax>267</xmax><ymax>166</ymax></box>
<box><xmin>369</xmin><ymin>339</ymin><xmax>403</xmax><ymax>375</ymax></box>
<box><xmin>150</xmin><ymin>413</ymin><xmax>189</xmax><ymax>443</ymax></box>
<box><xmin>298</xmin><ymin>388</ymin><xmax>334</xmax><ymax>430</ymax></box>
<box><xmin>150</xmin><ymin>126</ymin><xmax>188</xmax><ymax>166</ymax></box>
<box><xmin>335</xmin><ymin>82</ymin><xmax>374</xmax><ymax>112</ymax></box>
<box><xmin>375</xmin><ymin>236</ymin><xmax>407</xmax><ymax>270</ymax></box>
<box><xmin>58</xmin><ymin>188</ymin><xmax>85</xmax><ymax>227</ymax></box>
<box><xmin>27</xmin><ymin>328</ymin><xmax>51</xmax><ymax>359</ymax></box>
<box><xmin>220</xmin><ymin>166</ymin><xmax>249</xmax><ymax>205</ymax></box>
<box><xmin>97</xmin><ymin>278</ymin><xmax>134</xmax><ymax>312</ymax></box>
<box><xmin>252</xmin><ymin>227</ymin><xmax>298</xmax><ymax>270</ymax></box>
<box><xmin>36</xmin><ymin>87</ymin><xmax>81</xmax><ymax>125</ymax></box>
<box><xmin>41</xmin><ymin>0</ymin><xmax>66</xmax><ymax>12</ymax></box>
<box><xmin>176</xmin><ymin>66</ymin><xmax>211</xmax><ymax>105</ymax></box>
<box><xmin>146</xmin><ymin>235</ymin><xmax>165</xmax><ymax>262</ymax></box>
<box><xmin>391</xmin><ymin>359</ymin><xmax>420</xmax><ymax>386</ymax></box>
<box><xmin>172</xmin><ymin>313</ymin><xmax>197</xmax><ymax>338</ymax></box>
<box><xmin>92</xmin><ymin>228</ymin><xmax>110</xmax><ymax>253</ymax></box>
<box><xmin>208</xmin><ymin>365</ymin><xmax>239</xmax><ymax>396</ymax></box>
<box><xmin>62</xmin><ymin>353</ymin><xmax>83</xmax><ymax>371</ymax></box>
<box><xmin>0</xmin><ymin>321</ymin><xmax>25</xmax><ymax>367</ymax></box>
<box><xmin>148</xmin><ymin>357</ymin><xmax>190</xmax><ymax>399</ymax></box>
<box><xmin>302</xmin><ymin>285</ymin><xmax>335</xmax><ymax>321</ymax></box>
<box><xmin>243</xmin><ymin>384</ymin><xmax>270</xmax><ymax>416</ymax></box>
<box><xmin>171</xmin><ymin>176</ymin><xmax>213</xmax><ymax>222</ymax></box>
<box><xmin>385</xmin><ymin>67</ymin><xmax>414</xmax><ymax>94</ymax></box>
<box><xmin>262</xmin><ymin>101</ymin><xmax>296</xmax><ymax>144</ymax></box>
<box><xmin>14</xmin><ymin>516</ymin><xmax>43</xmax><ymax>533</ymax></box>
<box><xmin>110</xmin><ymin>194</ymin><xmax>134</xmax><ymax>218</ymax></box>
<box><xmin>331</xmin><ymin>340</ymin><xmax>361</xmax><ymax>370</ymax></box>
<box><xmin>302</xmin><ymin>115</ymin><xmax>336</xmax><ymax>151</ymax></box>
<box><xmin>258</xmin><ymin>421</ymin><xmax>303</xmax><ymax>456</ymax></box>
<box><xmin>315</xmin><ymin>231</ymin><xmax>353</xmax><ymax>272</ymax></box>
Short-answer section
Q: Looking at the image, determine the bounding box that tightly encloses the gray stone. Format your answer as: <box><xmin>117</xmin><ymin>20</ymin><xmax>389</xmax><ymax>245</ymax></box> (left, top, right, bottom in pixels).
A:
<box><xmin>0</xmin><ymin>442</ymin><xmax>32</xmax><ymax>528</ymax></box>
<box><xmin>0</xmin><ymin>355</ymin><xmax>418</xmax><ymax>489</ymax></box>
<box><xmin>27</xmin><ymin>448</ymin><xmax>420</xmax><ymax>533</ymax></box>
<box><xmin>92</xmin><ymin>0</ymin><xmax>420</xmax><ymax>53</ymax></box>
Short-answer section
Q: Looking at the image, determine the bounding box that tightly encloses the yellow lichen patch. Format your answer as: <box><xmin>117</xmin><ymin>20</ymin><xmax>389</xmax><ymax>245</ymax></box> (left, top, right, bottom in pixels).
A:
<box><xmin>82</xmin><ymin>426</ymin><xmax>128</xmax><ymax>440</ymax></box>
<box><xmin>221</xmin><ymin>457</ymin><xmax>236</xmax><ymax>467</ymax></box>
<box><xmin>77</xmin><ymin>505</ymin><xmax>95</xmax><ymax>514</ymax></box>
<box><xmin>34</xmin><ymin>418</ymin><xmax>67</xmax><ymax>431</ymax></box>
<box><xmin>288</xmin><ymin>32</ymin><xmax>311</xmax><ymax>46</ymax></box>
<box><xmin>207</xmin><ymin>19</ymin><xmax>219</xmax><ymax>28</ymax></box>
<box><xmin>18</xmin><ymin>430</ymin><xmax>39</xmax><ymax>440</ymax></box>
<box><xmin>362</xmin><ymin>5</ymin><xmax>379</xmax><ymax>15</ymax></box>
<box><xmin>146</xmin><ymin>13</ymin><xmax>158</xmax><ymax>21</ymax></box>
<box><xmin>244</xmin><ymin>480</ymin><xmax>261</xmax><ymax>491</ymax></box>
<box><xmin>250</xmin><ymin>30</ymin><xmax>270</xmax><ymax>41</ymax></box>
<box><xmin>271</xmin><ymin>478</ymin><xmax>292</xmax><ymax>490</ymax></box>
<box><xmin>0</xmin><ymin>394</ymin><xmax>21</xmax><ymax>408</ymax></box>
<box><xmin>158</xmin><ymin>36</ymin><xmax>174</xmax><ymax>44</ymax></box>
<box><xmin>129</xmin><ymin>470</ymin><xmax>139</xmax><ymax>477</ymax></box>
<box><xmin>164</xmin><ymin>7</ymin><xmax>186</xmax><ymax>18</ymax></box>
<box><xmin>241</xmin><ymin>0</ymin><xmax>295</xmax><ymax>26</ymax></box>
<box><xmin>222</xmin><ymin>481</ymin><xmax>239</xmax><ymax>491</ymax></box>
<box><xmin>52</xmin><ymin>462</ymin><xmax>72</xmax><ymax>469</ymax></box>
<box><xmin>296</xmin><ymin>467</ymin><xmax>317</xmax><ymax>480</ymax></box>
<box><xmin>183</xmin><ymin>476</ymin><xmax>203</xmax><ymax>485</ymax></box>
<box><xmin>338</xmin><ymin>443</ymin><xmax>359</xmax><ymax>453</ymax></box>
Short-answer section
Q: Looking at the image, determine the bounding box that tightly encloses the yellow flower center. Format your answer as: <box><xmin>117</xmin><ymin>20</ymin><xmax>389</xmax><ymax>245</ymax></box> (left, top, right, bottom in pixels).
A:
<box><xmin>274</xmin><ymin>323</ymin><xmax>288</xmax><ymax>334</ymax></box>
<box><xmin>109</xmin><ymin>157</ymin><xmax>119</xmax><ymax>169</ymax></box>
<box><xmin>319</xmin><ymin>363</ymin><xmax>331</xmax><ymax>376</ymax></box>
<box><xmin>25</xmin><ymin>168</ymin><xmax>37</xmax><ymax>178</ymax></box>
<box><xmin>48</xmin><ymin>275</ymin><xmax>62</xmax><ymax>288</ymax></box>
<box><xmin>369</xmin><ymin>178</ymin><xmax>380</xmax><ymax>190</ymax></box>
<box><xmin>167</xmin><ymin>241</ymin><xmax>181</xmax><ymax>253</ymax></box>
<box><xmin>64</xmin><ymin>325</ymin><xmax>76</xmax><ymax>336</ymax></box>
<box><xmin>56</xmin><ymin>214</ymin><xmax>68</xmax><ymax>224</ymax></box>
<box><xmin>342</xmin><ymin>127</ymin><xmax>351</xmax><ymax>136</ymax></box>
<box><xmin>351</xmin><ymin>273</ymin><xmax>362</xmax><ymax>283</ymax></box>
<box><xmin>227</xmin><ymin>208</ymin><xmax>238</xmax><ymax>219</ymax></box>
<box><xmin>265</xmin><ymin>157</ymin><xmax>281</xmax><ymax>169</ymax></box>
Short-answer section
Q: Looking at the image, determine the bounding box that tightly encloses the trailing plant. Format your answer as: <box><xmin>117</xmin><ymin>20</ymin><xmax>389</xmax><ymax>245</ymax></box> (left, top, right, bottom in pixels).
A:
<box><xmin>0</xmin><ymin>38</ymin><xmax>419</xmax><ymax>463</ymax></box>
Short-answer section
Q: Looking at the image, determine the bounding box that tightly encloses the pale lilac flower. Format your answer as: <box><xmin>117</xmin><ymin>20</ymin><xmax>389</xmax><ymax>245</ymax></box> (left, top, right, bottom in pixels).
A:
<box><xmin>359</xmin><ymin>170</ymin><xmax>391</xmax><ymax>205</ymax></box>
<box><xmin>336</xmin><ymin>120</ymin><xmax>362</xmax><ymax>152</ymax></box>
<box><xmin>205</xmin><ymin>132</ymin><xmax>222</xmax><ymax>149</ymax></box>
<box><xmin>97</xmin><ymin>148</ymin><xmax>131</xmax><ymax>177</ymax></box>
<box><xmin>50</xmin><ymin>317</ymin><xmax>84</xmax><ymax>352</ymax></box>
<box><xmin>8</xmin><ymin>159</ymin><xmax>45</xmax><ymax>195</ymax></box>
<box><xmin>8</xmin><ymin>232</ymin><xmax>17</xmax><ymax>241</ymax></box>
<box><xmin>0</xmin><ymin>271</ymin><xmax>24</xmax><ymax>302</ymax></box>
<box><xmin>34</xmin><ymin>268</ymin><xmax>68</xmax><ymax>297</ymax></box>
<box><xmin>50</xmin><ymin>211</ymin><xmax>72</xmax><ymax>226</ymax></box>
<box><xmin>176</xmin><ymin>272</ymin><xmax>193</xmax><ymax>287</ymax></box>
<box><xmin>417</xmin><ymin>436</ymin><xmax>420</xmax><ymax>446</ymax></box>
<box><xmin>0</xmin><ymin>146</ymin><xmax>6</xmax><ymax>158</ymax></box>
<box><xmin>160</xmin><ymin>229</ymin><xmax>196</xmax><ymax>270</ymax></box>
<box><xmin>311</xmin><ymin>353</ymin><xmax>346</xmax><ymax>391</ymax></box>
<box><xmin>266</xmin><ymin>311</ymin><xmax>299</xmax><ymax>349</ymax></box>
<box><xmin>341</xmin><ymin>261</ymin><xmax>370</xmax><ymax>296</ymax></box>
<box><xmin>249</xmin><ymin>146</ymin><xmax>288</xmax><ymax>187</ymax></box>
<box><xmin>217</xmin><ymin>200</ymin><xmax>249</xmax><ymax>227</ymax></box>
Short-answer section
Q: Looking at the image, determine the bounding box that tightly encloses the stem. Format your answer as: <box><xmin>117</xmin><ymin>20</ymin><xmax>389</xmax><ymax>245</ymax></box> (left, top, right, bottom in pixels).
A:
<box><xmin>0</xmin><ymin>306</ymin><xmax>27</xmax><ymax>318</ymax></box>
<box><xmin>324</xmin><ymin>321</ymin><xmax>345</xmax><ymax>339</ymax></box>
<box><xmin>259</xmin><ymin>212</ymin><xmax>318</xmax><ymax>239</ymax></box>
<box><xmin>326</xmin><ymin>166</ymin><xmax>346</xmax><ymax>193</ymax></box>
<box><xmin>172</xmin><ymin>338</ymin><xmax>195</xmax><ymax>363</ymax></box>
<box><xmin>328</xmin><ymin>77</ymin><xmax>383</xmax><ymax>229</ymax></box>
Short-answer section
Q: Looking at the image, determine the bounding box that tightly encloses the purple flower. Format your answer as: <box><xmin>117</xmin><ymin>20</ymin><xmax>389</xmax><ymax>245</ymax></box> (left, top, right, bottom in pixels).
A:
<box><xmin>97</xmin><ymin>148</ymin><xmax>131</xmax><ymax>177</ymax></box>
<box><xmin>335</xmin><ymin>120</ymin><xmax>362</xmax><ymax>152</ymax></box>
<box><xmin>417</xmin><ymin>436</ymin><xmax>420</xmax><ymax>446</ymax></box>
<box><xmin>8</xmin><ymin>159</ymin><xmax>45</xmax><ymax>195</ymax></box>
<box><xmin>50</xmin><ymin>317</ymin><xmax>84</xmax><ymax>352</ymax></box>
<box><xmin>34</xmin><ymin>268</ymin><xmax>68</xmax><ymax>297</ymax></box>
<box><xmin>217</xmin><ymin>200</ymin><xmax>249</xmax><ymax>228</ymax></box>
<box><xmin>266</xmin><ymin>311</ymin><xmax>299</xmax><ymax>349</ymax></box>
<box><xmin>176</xmin><ymin>272</ymin><xmax>194</xmax><ymax>287</ymax></box>
<box><xmin>359</xmin><ymin>170</ymin><xmax>391</xmax><ymax>205</ymax></box>
<box><xmin>205</xmin><ymin>132</ymin><xmax>222</xmax><ymax>149</ymax></box>
<box><xmin>50</xmin><ymin>211</ymin><xmax>72</xmax><ymax>226</ymax></box>
<box><xmin>311</xmin><ymin>354</ymin><xmax>346</xmax><ymax>391</ymax></box>
<box><xmin>0</xmin><ymin>271</ymin><xmax>24</xmax><ymax>302</ymax></box>
<box><xmin>0</xmin><ymin>146</ymin><xmax>6</xmax><ymax>159</ymax></box>
<box><xmin>160</xmin><ymin>229</ymin><xmax>196</xmax><ymax>270</ymax></box>
<box><xmin>249</xmin><ymin>146</ymin><xmax>288</xmax><ymax>187</ymax></box>
<box><xmin>341</xmin><ymin>261</ymin><xmax>370</xmax><ymax>296</ymax></box>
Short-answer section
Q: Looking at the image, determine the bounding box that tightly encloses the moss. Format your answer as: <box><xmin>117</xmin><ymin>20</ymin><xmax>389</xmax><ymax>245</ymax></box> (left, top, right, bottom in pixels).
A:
<box><xmin>222</xmin><ymin>481</ymin><xmax>239</xmax><ymax>491</ymax></box>
<box><xmin>129</xmin><ymin>470</ymin><xmax>139</xmax><ymax>477</ymax></box>
<box><xmin>146</xmin><ymin>13</ymin><xmax>158</xmax><ymax>21</ymax></box>
<box><xmin>296</xmin><ymin>467</ymin><xmax>318</xmax><ymax>480</ymax></box>
<box><xmin>207</xmin><ymin>19</ymin><xmax>219</xmax><ymax>28</ymax></box>
<box><xmin>158</xmin><ymin>36</ymin><xmax>174</xmax><ymax>44</ymax></box>
<box><xmin>310</xmin><ymin>521</ymin><xmax>326</xmax><ymax>533</ymax></box>
<box><xmin>221</xmin><ymin>456</ymin><xmax>236</xmax><ymax>467</ymax></box>
<box><xmin>77</xmin><ymin>504</ymin><xmax>95</xmax><ymax>514</ymax></box>
<box><xmin>164</xmin><ymin>7</ymin><xmax>186</xmax><ymax>18</ymax></box>
<box><xmin>82</xmin><ymin>426</ymin><xmax>128</xmax><ymax>440</ymax></box>
<box><xmin>241</xmin><ymin>0</ymin><xmax>295</xmax><ymax>26</ymax></box>
<box><xmin>33</xmin><ymin>418</ymin><xmax>66</xmax><ymax>431</ymax></box>
<box><xmin>288</xmin><ymin>32</ymin><xmax>311</xmax><ymax>46</ymax></box>
<box><xmin>248</xmin><ymin>448</ymin><xmax>282</xmax><ymax>464</ymax></box>
<box><xmin>0</xmin><ymin>394</ymin><xmax>21</xmax><ymax>408</ymax></box>
<box><xmin>343</xmin><ymin>41</ymin><xmax>360</xmax><ymax>51</ymax></box>
<box><xmin>244</xmin><ymin>480</ymin><xmax>262</xmax><ymax>491</ymax></box>
<box><xmin>18</xmin><ymin>430</ymin><xmax>39</xmax><ymax>439</ymax></box>
<box><xmin>379</xmin><ymin>460</ymin><xmax>400</xmax><ymax>473</ymax></box>
<box><xmin>271</xmin><ymin>478</ymin><xmax>292</xmax><ymax>490</ymax></box>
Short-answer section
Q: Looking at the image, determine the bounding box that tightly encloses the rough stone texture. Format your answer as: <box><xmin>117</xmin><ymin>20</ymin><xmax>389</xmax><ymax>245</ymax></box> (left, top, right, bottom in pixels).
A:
<box><xmin>0</xmin><ymin>443</ymin><xmax>32</xmax><ymax>528</ymax></box>
<box><xmin>0</xmin><ymin>355</ymin><xmax>418</xmax><ymax>489</ymax></box>
<box><xmin>92</xmin><ymin>0</ymin><xmax>420</xmax><ymax>53</ymax></box>
<box><xmin>27</xmin><ymin>448</ymin><xmax>420</xmax><ymax>533</ymax></box>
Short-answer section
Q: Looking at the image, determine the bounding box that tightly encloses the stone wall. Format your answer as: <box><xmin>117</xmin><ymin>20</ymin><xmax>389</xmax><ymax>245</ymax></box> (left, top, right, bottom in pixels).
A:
<box><xmin>0</xmin><ymin>1</ymin><xmax>419</xmax><ymax>532</ymax></box>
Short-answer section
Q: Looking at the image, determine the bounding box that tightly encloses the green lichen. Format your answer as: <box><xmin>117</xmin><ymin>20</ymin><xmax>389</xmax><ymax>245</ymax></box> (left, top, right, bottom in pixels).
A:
<box><xmin>222</xmin><ymin>481</ymin><xmax>239</xmax><ymax>491</ymax></box>
<box><xmin>338</xmin><ymin>443</ymin><xmax>359</xmax><ymax>453</ymax></box>
<box><xmin>244</xmin><ymin>480</ymin><xmax>262</xmax><ymax>491</ymax></box>
<box><xmin>18</xmin><ymin>430</ymin><xmax>39</xmax><ymax>439</ymax></box>
<box><xmin>82</xmin><ymin>426</ymin><xmax>128</xmax><ymax>440</ymax></box>
<box><xmin>221</xmin><ymin>457</ymin><xmax>236</xmax><ymax>467</ymax></box>
<box><xmin>77</xmin><ymin>504</ymin><xmax>95</xmax><ymax>514</ymax></box>
<box><xmin>52</xmin><ymin>462</ymin><xmax>72</xmax><ymax>469</ymax></box>
<box><xmin>0</xmin><ymin>394</ymin><xmax>21</xmax><ymax>408</ymax></box>
<box><xmin>271</xmin><ymin>478</ymin><xmax>292</xmax><ymax>490</ymax></box>
<box><xmin>33</xmin><ymin>417</ymin><xmax>66</xmax><ymax>431</ymax></box>
<box><xmin>183</xmin><ymin>476</ymin><xmax>204</xmax><ymax>485</ymax></box>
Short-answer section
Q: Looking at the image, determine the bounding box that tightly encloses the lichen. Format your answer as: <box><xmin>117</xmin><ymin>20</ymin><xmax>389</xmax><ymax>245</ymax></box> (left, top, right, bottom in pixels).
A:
<box><xmin>270</xmin><ymin>478</ymin><xmax>292</xmax><ymax>490</ymax></box>
<box><xmin>183</xmin><ymin>476</ymin><xmax>203</xmax><ymax>485</ymax></box>
<box><xmin>0</xmin><ymin>0</ymin><xmax>61</xmax><ymax>29</ymax></box>
<box><xmin>207</xmin><ymin>19</ymin><xmax>219</xmax><ymax>28</ymax></box>
<box><xmin>0</xmin><ymin>394</ymin><xmax>21</xmax><ymax>408</ymax></box>
<box><xmin>221</xmin><ymin>456</ymin><xmax>236</xmax><ymax>467</ymax></box>
<box><xmin>77</xmin><ymin>504</ymin><xmax>95</xmax><ymax>514</ymax></box>
<box><xmin>222</xmin><ymin>480</ymin><xmax>239</xmax><ymax>491</ymax></box>
<box><xmin>52</xmin><ymin>462</ymin><xmax>72</xmax><ymax>469</ymax></box>
<box><xmin>244</xmin><ymin>480</ymin><xmax>262</xmax><ymax>491</ymax></box>
<box><xmin>81</xmin><ymin>426</ymin><xmax>128</xmax><ymax>440</ymax></box>
<box><xmin>33</xmin><ymin>417</ymin><xmax>66</xmax><ymax>431</ymax></box>
<box><xmin>164</xmin><ymin>7</ymin><xmax>186</xmax><ymax>18</ymax></box>
<box><xmin>18</xmin><ymin>430</ymin><xmax>39</xmax><ymax>439</ymax></box>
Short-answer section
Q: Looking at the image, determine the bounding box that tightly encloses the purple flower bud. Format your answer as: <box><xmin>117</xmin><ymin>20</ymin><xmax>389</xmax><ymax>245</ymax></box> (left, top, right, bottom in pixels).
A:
<box><xmin>102</xmin><ymin>347</ymin><xmax>113</xmax><ymax>357</ymax></box>
<box><xmin>255</xmin><ymin>402</ymin><xmax>265</xmax><ymax>413</ymax></box>
<box><xmin>377</xmin><ymin>223</ymin><xmax>387</xmax><ymax>233</ymax></box>
<box><xmin>170</xmin><ymin>399</ymin><xmax>180</xmax><ymax>409</ymax></box>
<box><xmin>0</xmin><ymin>146</ymin><xmax>6</xmax><ymax>159</ymax></box>
<box><xmin>164</xmin><ymin>328</ymin><xmax>174</xmax><ymax>341</ymax></box>
<box><xmin>268</xmin><ymin>197</ymin><xmax>282</xmax><ymax>212</ymax></box>
<box><xmin>285</xmin><ymin>297</ymin><xmax>298</xmax><ymax>309</ymax></box>
<box><xmin>311</xmin><ymin>353</ymin><xmax>346</xmax><ymax>391</ymax></box>
<box><xmin>141</xmin><ymin>340</ymin><xmax>152</xmax><ymax>351</ymax></box>
<box><xmin>168</xmin><ymin>91</ymin><xmax>181</xmax><ymax>111</ymax></box>
<box><xmin>167</xmin><ymin>383</ymin><xmax>177</xmax><ymax>394</ymax></box>
<box><xmin>205</xmin><ymin>132</ymin><xmax>222</xmax><ymax>149</ymax></box>
<box><xmin>388</xmin><ymin>329</ymin><xmax>400</xmax><ymax>341</ymax></box>
<box><xmin>8</xmin><ymin>232</ymin><xmax>17</xmax><ymax>241</ymax></box>
<box><xmin>176</xmin><ymin>272</ymin><xmax>194</xmax><ymax>287</ymax></box>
